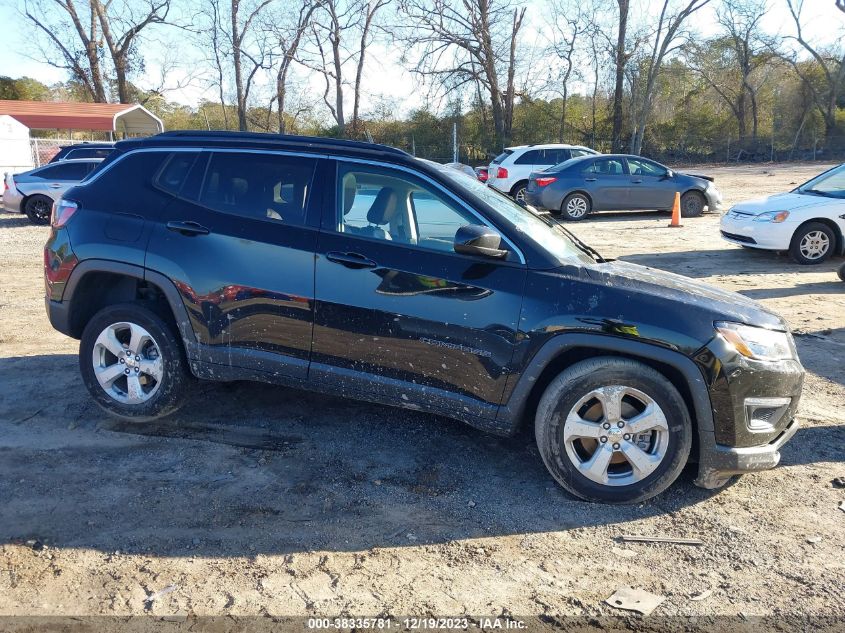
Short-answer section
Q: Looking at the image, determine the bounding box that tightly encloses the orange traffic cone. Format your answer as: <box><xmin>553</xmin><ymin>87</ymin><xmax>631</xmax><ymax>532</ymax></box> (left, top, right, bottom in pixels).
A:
<box><xmin>668</xmin><ymin>192</ymin><xmax>682</xmax><ymax>228</ymax></box>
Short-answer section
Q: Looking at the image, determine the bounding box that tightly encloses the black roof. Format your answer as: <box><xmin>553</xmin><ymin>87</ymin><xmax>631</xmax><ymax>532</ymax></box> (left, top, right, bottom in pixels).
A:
<box><xmin>117</xmin><ymin>130</ymin><xmax>410</xmax><ymax>160</ymax></box>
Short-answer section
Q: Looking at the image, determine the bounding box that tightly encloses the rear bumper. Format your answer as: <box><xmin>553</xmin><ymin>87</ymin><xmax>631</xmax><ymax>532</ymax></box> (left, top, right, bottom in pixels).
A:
<box><xmin>46</xmin><ymin>297</ymin><xmax>73</xmax><ymax>337</ymax></box>
<box><xmin>3</xmin><ymin>191</ymin><xmax>22</xmax><ymax>213</ymax></box>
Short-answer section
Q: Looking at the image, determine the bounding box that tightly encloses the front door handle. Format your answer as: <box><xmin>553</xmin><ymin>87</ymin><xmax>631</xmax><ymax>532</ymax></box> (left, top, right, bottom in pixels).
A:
<box><xmin>326</xmin><ymin>251</ymin><xmax>377</xmax><ymax>269</ymax></box>
<box><xmin>631</xmin><ymin>179</ymin><xmax>643</xmax><ymax>184</ymax></box>
<box><xmin>585</xmin><ymin>177</ymin><xmax>597</xmax><ymax>182</ymax></box>
<box><xmin>166</xmin><ymin>220</ymin><xmax>210</xmax><ymax>236</ymax></box>
<box><xmin>48</xmin><ymin>183</ymin><xmax>62</xmax><ymax>189</ymax></box>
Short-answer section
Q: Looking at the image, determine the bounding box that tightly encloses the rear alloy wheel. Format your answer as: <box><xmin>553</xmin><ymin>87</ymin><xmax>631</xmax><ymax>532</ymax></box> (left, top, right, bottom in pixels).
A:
<box><xmin>512</xmin><ymin>183</ymin><xmax>528</xmax><ymax>205</ymax></box>
<box><xmin>789</xmin><ymin>222</ymin><xmax>835</xmax><ymax>265</ymax></box>
<box><xmin>80</xmin><ymin>303</ymin><xmax>193</xmax><ymax>421</ymax></box>
<box><xmin>680</xmin><ymin>191</ymin><xmax>706</xmax><ymax>218</ymax></box>
<box><xmin>535</xmin><ymin>357</ymin><xmax>692</xmax><ymax>503</ymax></box>
<box><xmin>24</xmin><ymin>194</ymin><xmax>53</xmax><ymax>225</ymax></box>
<box><xmin>561</xmin><ymin>193</ymin><xmax>591</xmax><ymax>221</ymax></box>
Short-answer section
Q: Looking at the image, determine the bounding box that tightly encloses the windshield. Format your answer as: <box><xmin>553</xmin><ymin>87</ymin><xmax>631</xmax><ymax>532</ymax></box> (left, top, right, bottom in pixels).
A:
<box><xmin>437</xmin><ymin>167</ymin><xmax>593</xmax><ymax>263</ymax></box>
<box><xmin>797</xmin><ymin>163</ymin><xmax>845</xmax><ymax>198</ymax></box>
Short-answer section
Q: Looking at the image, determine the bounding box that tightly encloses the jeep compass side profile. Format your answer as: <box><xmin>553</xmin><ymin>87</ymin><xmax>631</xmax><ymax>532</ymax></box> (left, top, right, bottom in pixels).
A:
<box><xmin>44</xmin><ymin>132</ymin><xmax>803</xmax><ymax>503</ymax></box>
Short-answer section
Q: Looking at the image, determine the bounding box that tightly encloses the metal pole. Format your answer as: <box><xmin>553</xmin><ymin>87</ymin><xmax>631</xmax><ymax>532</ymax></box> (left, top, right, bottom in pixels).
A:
<box><xmin>452</xmin><ymin>122</ymin><xmax>457</xmax><ymax>163</ymax></box>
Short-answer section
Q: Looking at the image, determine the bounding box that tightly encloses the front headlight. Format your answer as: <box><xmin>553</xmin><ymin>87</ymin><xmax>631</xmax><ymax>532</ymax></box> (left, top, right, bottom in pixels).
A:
<box><xmin>753</xmin><ymin>210</ymin><xmax>789</xmax><ymax>223</ymax></box>
<box><xmin>715</xmin><ymin>322</ymin><xmax>795</xmax><ymax>361</ymax></box>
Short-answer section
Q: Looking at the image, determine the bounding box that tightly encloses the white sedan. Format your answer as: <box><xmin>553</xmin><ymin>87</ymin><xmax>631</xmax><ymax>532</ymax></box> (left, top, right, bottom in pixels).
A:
<box><xmin>720</xmin><ymin>164</ymin><xmax>845</xmax><ymax>264</ymax></box>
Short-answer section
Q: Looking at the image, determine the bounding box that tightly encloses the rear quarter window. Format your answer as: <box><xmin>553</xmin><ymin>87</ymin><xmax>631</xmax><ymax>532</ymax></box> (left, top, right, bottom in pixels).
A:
<box><xmin>491</xmin><ymin>150</ymin><xmax>513</xmax><ymax>164</ymax></box>
<box><xmin>78</xmin><ymin>151</ymin><xmax>173</xmax><ymax>219</ymax></box>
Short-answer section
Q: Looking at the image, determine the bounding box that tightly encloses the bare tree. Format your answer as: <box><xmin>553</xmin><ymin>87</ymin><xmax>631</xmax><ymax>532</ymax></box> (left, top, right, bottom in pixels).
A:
<box><xmin>92</xmin><ymin>0</ymin><xmax>172</xmax><ymax>103</ymax></box>
<box><xmin>690</xmin><ymin>0</ymin><xmax>769</xmax><ymax>143</ymax></box>
<box><xmin>268</xmin><ymin>0</ymin><xmax>320</xmax><ymax>133</ymax></box>
<box><xmin>398</xmin><ymin>0</ymin><xmax>526</xmax><ymax>148</ymax></box>
<box><xmin>610</xmin><ymin>0</ymin><xmax>629</xmax><ymax>152</ymax></box>
<box><xmin>303</xmin><ymin>0</ymin><xmax>390</xmax><ymax>136</ymax></box>
<box><xmin>546</xmin><ymin>0</ymin><xmax>591</xmax><ymax>142</ymax></box>
<box><xmin>22</xmin><ymin>0</ymin><xmax>109</xmax><ymax>102</ymax></box>
<box><xmin>628</xmin><ymin>0</ymin><xmax>712</xmax><ymax>155</ymax></box>
<box><xmin>781</xmin><ymin>0</ymin><xmax>845</xmax><ymax>138</ymax></box>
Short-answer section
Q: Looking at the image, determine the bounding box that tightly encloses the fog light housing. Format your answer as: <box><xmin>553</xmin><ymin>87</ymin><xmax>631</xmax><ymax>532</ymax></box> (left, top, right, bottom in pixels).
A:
<box><xmin>745</xmin><ymin>397</ymin><xmax>791</xmax><ymax>432</ymax></box>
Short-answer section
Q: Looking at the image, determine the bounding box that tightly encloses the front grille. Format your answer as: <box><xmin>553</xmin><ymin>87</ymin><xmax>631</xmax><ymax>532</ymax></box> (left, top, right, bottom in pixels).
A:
<box><xmin>721</xmin><ymin>231</ymin><xmax>757</xmax><ymax>244</ymax></box>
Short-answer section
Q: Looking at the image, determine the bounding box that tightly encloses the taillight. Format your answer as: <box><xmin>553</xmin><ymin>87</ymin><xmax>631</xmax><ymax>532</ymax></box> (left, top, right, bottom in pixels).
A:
<box><xmin>535</xmin><ymin>176</ymin><xmax>557</xmax><ymax>187</ymax></box>
<box><xmin>51</xmin><ymin>199</ymin><xmax>78</xmax><ymax>227</ymax></box>
<box><xmin>496</xmin><ymin>167</ymin><xmax>508</xmax><ymax>179</ymax></box>
<box><xmin>4</xmin><ymin>177</ymin><xmax>10</xmax><ymax>193</ymax></box>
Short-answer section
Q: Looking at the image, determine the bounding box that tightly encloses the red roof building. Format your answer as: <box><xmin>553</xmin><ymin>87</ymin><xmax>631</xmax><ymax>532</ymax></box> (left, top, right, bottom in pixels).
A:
<box><xmin>0</xmin><ymin>100</ymin><xmax>163</xmax><ymax>136</ymax></box>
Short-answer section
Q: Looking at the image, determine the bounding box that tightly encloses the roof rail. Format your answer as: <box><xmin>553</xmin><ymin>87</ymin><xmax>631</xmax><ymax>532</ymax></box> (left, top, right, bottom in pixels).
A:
<box><xmin>144</xmin><ymin>130</ymin><xmax>410</xmax><ymax>157</ymax></box>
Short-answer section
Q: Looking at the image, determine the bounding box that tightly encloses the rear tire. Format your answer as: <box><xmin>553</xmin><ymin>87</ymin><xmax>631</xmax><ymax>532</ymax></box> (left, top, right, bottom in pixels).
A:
<box><xmin>24</xmin><ymin>194</ymin><xmax>53</xmax><ymax>225</ymax></box>
<box><xmin>511</xmin><ymin>182</ymin><xmax>528</xmax><ymax>205</ymax></box>
<box><xmin>535</xmin><ymin>357</ymin><xmax>692</xmax><ymax>503</ymax></box>
<box><xmin>789</xmin><ymin>222</ymin><xmax>835</xmax><ymax>265</ymax></box>
<box><xmin>838</xmin><ymin>263</ymin><xmax>845</xmax><ymax>282</ymax></box>
<box><xmin>680</xmin><ymin>191</ymin><xmax>705</xmax><ymax>218</ymax></box>
<box><xmin>79</xmin><ymin>303</ymin><xmax>193</xmax><ymax>421</ymax></box>
<box><xmin>561</xmin><ymin>193</ymin><xmax>591</xmax><ymax>221</ymax></box>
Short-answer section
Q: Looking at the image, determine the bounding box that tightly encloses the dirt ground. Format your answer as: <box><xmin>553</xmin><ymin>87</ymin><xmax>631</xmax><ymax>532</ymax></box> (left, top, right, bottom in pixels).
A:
<box><xmin>0</xmin><ymin>162</ymin><xmax>843</xmax><ymax>624</ymax></box>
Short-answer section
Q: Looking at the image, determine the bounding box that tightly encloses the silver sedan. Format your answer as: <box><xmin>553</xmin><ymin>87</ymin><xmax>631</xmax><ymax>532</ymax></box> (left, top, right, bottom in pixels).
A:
<box><xmin>4</xmin><ymin>158</ymin><xmax>102</xmax><ymax>224</ymax></box>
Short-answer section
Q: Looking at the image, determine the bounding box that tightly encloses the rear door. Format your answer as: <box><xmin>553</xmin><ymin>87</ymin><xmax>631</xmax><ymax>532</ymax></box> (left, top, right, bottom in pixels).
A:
<box><xmin>311</xmin><ymin>160</ymin><xmax>526</xmax><ymax>418</ymax></box>
<box><xmin>626</xmin><ymin>157</ymin><xmax>675</xmax><ymax>209</ymax></box>
<box><xmin>582</xmin><ymin>157</ymin><xmax>629</xmax><ymax>209</ymax></box>
<box><xmin>33</xmin><ymin>161</ymin><xmax>98</xmax><ymax>197</ymax></box>
<box><xmin>145</xmin><ymin>149</ymin><xmax>322</xmax><ymax>379</ymax></box>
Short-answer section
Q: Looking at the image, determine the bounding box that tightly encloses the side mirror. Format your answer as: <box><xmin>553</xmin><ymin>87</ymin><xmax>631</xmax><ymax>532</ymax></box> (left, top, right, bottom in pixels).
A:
<box><xmin>454</xmin><ymin>224</ymin><xmax>508</xmax><ymax>259</ymax></box>
<box><xmin>665</xmin><ymin>169</ymin><xmax>674</xmax><ymax>179</ymax></box>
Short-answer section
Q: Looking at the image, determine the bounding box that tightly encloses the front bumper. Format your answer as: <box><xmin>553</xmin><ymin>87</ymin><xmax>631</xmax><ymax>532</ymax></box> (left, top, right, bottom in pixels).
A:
<box><xmin>704</xmin><ymin>186</ymin><xmax>723</xmax><ymax>212</ymax></box>
<box><xmin>719</xmin><ymin>212</ymin><xmax>796</xmax><ymax>250</ymax></box>
<box><xmin>693</xmin><ymin>333</ymin><xmax>804</xmax><ymax>488</ymax></box>
<box><xmin>695</xmin><ymin>418</ymin><xmax>799</xmax><ymax>488</ymax></box>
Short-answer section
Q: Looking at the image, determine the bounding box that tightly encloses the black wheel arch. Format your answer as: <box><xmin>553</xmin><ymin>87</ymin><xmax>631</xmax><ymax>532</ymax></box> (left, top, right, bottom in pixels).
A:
<box><xmin>510</xmin><ymin>180</ymin><xmax>529</xmax><ymax>196</ymax></box>
<box><xmin>496</xmin><ymin>333</ymin><xmax>715</xmax><ymax>462</ymax></box>
<box><xmin>54</xmin><ymin>260</ymin><xmax>196</xmax><ymax>349</ymax></box>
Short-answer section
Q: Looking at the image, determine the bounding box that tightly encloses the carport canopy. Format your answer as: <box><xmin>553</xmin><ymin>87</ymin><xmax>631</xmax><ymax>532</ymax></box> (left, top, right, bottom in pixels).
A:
<box><xmin>0</xmin><ymin>100</ymin><xmax>163</xmax><ymax>136</ymax></box>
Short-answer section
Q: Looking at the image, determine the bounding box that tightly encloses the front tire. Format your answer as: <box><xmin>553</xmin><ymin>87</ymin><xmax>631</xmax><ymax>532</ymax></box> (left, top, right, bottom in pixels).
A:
<box><xmin>680</xmin><ymin>191</ymin><xmax>705</xmax><ymax>218</ymax></box>
<box><xmin>24</xmin><ymin>194</ymin><xmax>53</xmax><ymax>225</ymax></box>
<box><xmin>561</xmin><ymin>193</ymin><xmax>591</xmax><ymax>221</ymax></box>
<box><xmin>789</xmin><ymin>222</ymin><xmax>835</xmax><ymax>265</ymax></box>
<box><xmin>535</xmin><ymin>357</ymin><xmax>692</xmax><ymax>503</ymax></box>
<box><xmin>79</xmin><ymin>303</ymin><xmax>193</xmax><ymax>421</ymax></box>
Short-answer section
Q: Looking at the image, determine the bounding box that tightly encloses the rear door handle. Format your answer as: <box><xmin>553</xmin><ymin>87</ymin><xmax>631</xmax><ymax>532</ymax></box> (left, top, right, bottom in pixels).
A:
<box><xmin>326</xmin><ymin>251</ymin><xmax>377</xmax><ymax>269</ymax></box>
<box><xmin>631</xmin><ymin>179</ymin><xmax>643</xmax><ymax>184</ymax></box>
<box><xmin>48</xmin><ymin>183</ymin><xmax>62</xmax><ymax>189</ymax></box>
<box><xmin>585</xmin><ymin>177</ymin><xmax>597</xmax><ymax>182</ymax></box>
<box><xmin>166</xmin><ymin>220</ymin><xmax>210</xmax><ymax>236</ymax></box>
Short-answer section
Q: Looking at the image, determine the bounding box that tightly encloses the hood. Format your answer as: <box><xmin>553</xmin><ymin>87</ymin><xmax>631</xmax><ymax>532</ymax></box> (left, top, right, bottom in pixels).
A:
<box><xmin>679</xmin><ymin>172</ymin><xmax>714</xmax><ymax>182</ymax></box>
<box><xmin>731</xmin><ymin>191</ymin><xmax>832</xmax><ymax>214</ymax></box>
<box><xmin>587</xmin><ymin>260</ymin><xmax>785</xmax><ymax>330</ymax></box>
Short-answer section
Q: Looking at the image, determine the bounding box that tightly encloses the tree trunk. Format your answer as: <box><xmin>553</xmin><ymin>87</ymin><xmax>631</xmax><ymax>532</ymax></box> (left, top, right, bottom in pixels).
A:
<box><xmin>232</xmin><ymin>1</ymin><xmax>248</xmax><ymax>131</ymax></box>
<box><xmin>611</xmin><ymin>0</ymin><xmax>629</xmax><ymax>153</ymax></box>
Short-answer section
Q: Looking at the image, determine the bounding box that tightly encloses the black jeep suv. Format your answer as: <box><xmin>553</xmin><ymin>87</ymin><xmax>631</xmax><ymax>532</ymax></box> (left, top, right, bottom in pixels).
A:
<box><xmin>44</xmin><ymin>131</ymin><xmax>804</xmax><ymax>503</ymax></box>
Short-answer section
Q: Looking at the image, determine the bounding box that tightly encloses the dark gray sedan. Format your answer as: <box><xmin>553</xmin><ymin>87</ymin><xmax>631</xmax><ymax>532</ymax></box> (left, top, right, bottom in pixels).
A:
<box><xmin>3</xmin><ymin>158</ymin><xmax>102</xmax><ymax>224</ymax></box>
<box><xmin>524</xmin><ymin>154</ymin><xmax>722</xmax><ymax>221</ymax></box>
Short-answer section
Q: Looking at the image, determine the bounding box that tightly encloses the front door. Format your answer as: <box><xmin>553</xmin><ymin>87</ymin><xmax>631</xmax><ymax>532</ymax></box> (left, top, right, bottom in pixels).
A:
<box><xmin>312</xmin><ymin>161</ymin><xmax>526</xmax><ymax>419</ymax></box>
<box><xmin>145</xmin><ymin>150</ymin><xmax>322</xmax><ymax>378</ymax></box>
<box><xmin>626</xmin><ymin>157</ymin><xmax>675</xmax><ymax>210</ymax></box>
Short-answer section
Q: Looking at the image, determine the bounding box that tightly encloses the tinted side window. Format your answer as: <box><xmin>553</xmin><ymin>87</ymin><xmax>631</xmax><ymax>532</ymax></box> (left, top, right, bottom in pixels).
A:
<box><xmin>542</xmin><ymin>149</ymin><xmax>570</xmax><ymax>164</ymax></box>
<box><xmin>514</xmin><ymin>149</ymin><xmax>542</xmax><ymax>165</ymax></box>
<box><xmin>154</xmin><ymin>152</ymin><xmax>200</xmax><ymax>195</ymax></box>
<box><xmin>585</xmin><ymin>158</ymin><xmax>625</xmax><ymax>175</ymax></box>
<box><xmin>570</xmin><ymin>149</ymin><xmax>591</xmax><ymax>158</ymax></box>
<box><xmin>338</xmin><ymin>165</ymin><xmax>479</xmax><ymax>253</ymax></box>
<box><xmin>491</xmin><ymin>150</ymin><xmax>513</xmax><ymax>164</ymax></box>
<box><xmin>66</xmin><ymin>148</ymin><xmax>113</xmax><ymax>160</ymax></box>
<box><xmin>627</xmin><ymin>158</ymin><xmax>667</xmax><ymax>177</ymax></box>
<box><xmin>77</xmin><ymin>151</ymin><xmax>171</xmax><ymax>219</ymax></box>
<box><xmin>37</xmin><ymin>162</ymin><xmax>90</xmax><ymax>180</ymax></box>
<box><xmin>198</xmin><ymin>152</ymin><xmax>316</xmax><ymax>226</ymax></box>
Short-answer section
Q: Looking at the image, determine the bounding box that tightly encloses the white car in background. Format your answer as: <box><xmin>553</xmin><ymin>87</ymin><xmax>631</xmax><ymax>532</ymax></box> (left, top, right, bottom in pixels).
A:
<box><xmin>486</xmin><ymin>143</ymin><xmax>598</xmax><ymax>203</ymax></box>
<box><xmin>720</xmin><ymin>163</ymin><xmax>845</xmax><ymax>264</ymax></box>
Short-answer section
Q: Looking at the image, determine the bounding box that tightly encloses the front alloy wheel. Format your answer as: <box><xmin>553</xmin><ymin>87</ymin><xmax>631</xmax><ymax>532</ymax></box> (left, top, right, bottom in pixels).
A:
<box><xmin>789</xmin><ymin>222</ymin><xmax>835</xmax><ymax>265</ymax></box>
<box><xmin>535</xmin><ymin>357</ymin><xmax>692</xmax><ymax>503</ymax></box>
<box><xmin>562</xmin><ymin>386</ymin><xmax>669</xmax><ymax>487</ymax></box>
